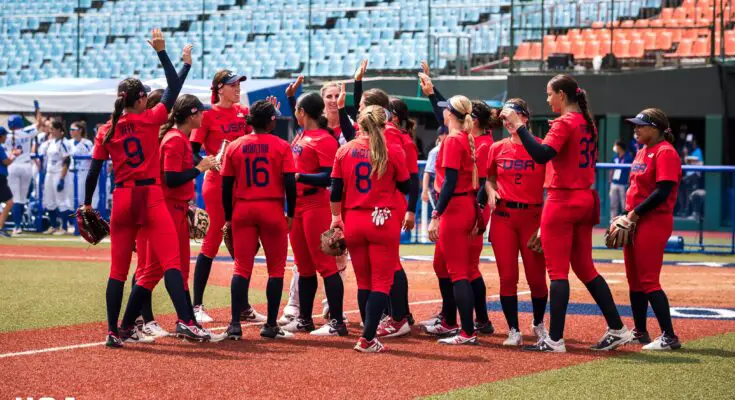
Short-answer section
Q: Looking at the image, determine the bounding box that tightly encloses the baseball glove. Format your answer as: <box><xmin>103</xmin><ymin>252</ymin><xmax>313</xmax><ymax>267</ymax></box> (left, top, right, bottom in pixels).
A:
<box><xmin>187</xmin><ymin>204</ymin><xmax>210</xmax><ymax>240</ymax></box>
<box><xmin>320</xmin><ymin>227</ymin><xmax>347</xmax><ymax>256</ymax></box>
<box><xmin>604</xmin><ymin>216</ymin><xmax>635</xmax><ymax>249</ymax></box>
<box><xmin>526</xmin><ymin>228</ymin><xmax>543</xmax><ymax>254</ymax></box>
<box><xmin>222</xmin><ymin>222</ymin><xmax>235</xmax><ymax>260</ymax></box>
<box><xmin>76</xmin><ymin>207</ymin><xmax>110</xmax><ymax>245</ymax></box>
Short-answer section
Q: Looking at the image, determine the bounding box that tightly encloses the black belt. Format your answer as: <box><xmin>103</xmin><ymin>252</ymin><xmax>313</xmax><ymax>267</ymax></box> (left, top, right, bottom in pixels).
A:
<box><xmin>115</xmin><ymin>178</ymin><xmax>158</xmax><ymax>188</ymax></box>
<box><xmin>451</xmin><ymin>191</ymin><xmax>473</xmax><ymax>197</ymax></box>
<box><xmin>302</xmin><ymin>188</ymin><xmax>320</xmax><ymax>196</ymax></box>
<box><xmin>500</xmin><ymin>200</ymin><xmax>542</xmax><ymax>209</ymax></box>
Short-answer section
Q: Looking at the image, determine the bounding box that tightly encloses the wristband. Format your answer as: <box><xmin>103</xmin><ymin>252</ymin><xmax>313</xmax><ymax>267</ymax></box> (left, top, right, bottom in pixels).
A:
<box><xmin>431</xmin><ymin>210</ymin><xmax>440</xmax><ymax>220</ymax></box>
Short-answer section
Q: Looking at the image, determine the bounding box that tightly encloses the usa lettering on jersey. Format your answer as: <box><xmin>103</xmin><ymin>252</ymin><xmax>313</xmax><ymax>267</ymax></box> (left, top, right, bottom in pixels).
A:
<box><xmin>502</xmin><ymin>159</ymin><xmax>536</xmax><ymax>171</ymax></box>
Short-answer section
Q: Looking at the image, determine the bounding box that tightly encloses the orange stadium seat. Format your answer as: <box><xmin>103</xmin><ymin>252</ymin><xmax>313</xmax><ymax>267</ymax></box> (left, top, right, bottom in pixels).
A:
<box><xmin>660</xmin><ymin>8</ymin><xmax>674</xmax><ymax>21</ymax></box>
<box><xmin>649</xmin><ymin>19</ymin><xmax>665</xmax><ymax>28</ymax></box>
<box><xmin>643</xmin><ymin>32</ymin><xmax>657</xmax><ymax>50</ymax></box>
<box><xmin>584</xmin><ymin>41</ymin><xmax>601</xmax><ymax>58</ymax></box>
<box><xmin>667</xmin><ymin>38</ymin><xmax>694</xmax><ymax>57</ymax></box>
<box><xmin>529</xmin><ymin>43</ymin><xmax>542</xmax><ymax>60</ymax></box>
<box><xmin>543</xmin><ymin>41</ymin><xmax>558</xmax><ymax>58</ymax></box>
<box><xmin>514</xmin><ymin>42</ymin><xmax>531</xmax><ymax>60</ymax></box>
<box><xmin>635</xmin><ymin>19</ymin><xmax>650</xmax><ymax>28</ymax></box>
<box><xmin>726</xmin><ymin>35</ymin><xmax>735</xmax><ymax>55</ymax></box>
<box><xmin>556</xmin><ymin>40</ymin><xmax>572</xmax><ymax>54</ymax></box>
<box><xmin>591</xmin><ymin>21</ymin><xmax>605</xmax><ymax>29</ymax></box>
<box><xmin>621</xmin><ymin>20</ymin><xmax>635</xmax><ymax>29</ymax></box>
<box><xmin>614</xmin><ymin>39</ymin><xmax>631</xmax><ymax>58</ymax></box>
<box><xmin>691</xmin><ymin>37</ymin><xmax>710</xmax><ymax>57</ymax></box>
<box><xmin>572</xmin><ymin>41</ymin><xmax>586</xmax><ymax>59</ymax></box>
<box><xmin>657</xmin><ymin>31</ymin><xmax>674</xmax><ymax>50</ymax></box>
<box><xmin>629</xmin><ymin>39</ymin><xmax>645</xmax><ymax>58</ymax></box>
<box><xmin>544</xmin><ymin>35</ymin><xmax>556</xmax><ymax>47</ymax></box>
<box><xmin>673</xmin><ymin>7</ymin><xmax>688</xmax><ymax>21</ymax></box>
<box><xmin>670</xmin><ymin>28</ymin><xmax>683</xmax><ymax>43</ymax></box>
<box><xmin>582</xmin><ymin>29</ymin><xmax>597</xmax><ymax>41</ymax></box>
<box><xmin>627</xmin><ymin>31</ymin><xmax>643</xmax><ymax>42</ymax></box>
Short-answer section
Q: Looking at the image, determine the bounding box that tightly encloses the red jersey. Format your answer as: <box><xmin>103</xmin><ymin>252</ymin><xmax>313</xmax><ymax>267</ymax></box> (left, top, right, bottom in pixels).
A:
<box><xmin>542</xmin><ymin>112</ymin><xmax>596</xmax><ymax>189</ymax></box>
<box><xmin>437</xmin><ymin>131</ymin><xmax>476</xmax><ymax>194</ymax></box>
<box><xmin>190</xmin><ymin>103</ymin><xmax>251</xmax><ymax>179</ymax></box>
<box><xmin>221</xmin><ymin>133</ymin><xmax>296</xmax><ymax>202</ymax></box>
<box><xmin>487</xmin><ymin>137</ymin><xmax>546</xmax><ymax>204</ymax></box>
<box><xmin>474</xmin><ymin>134</ymin><xmax>494</xmax><ymax>179</ymax></box>
<box><xmin>383</xmin><ymin>123</ymin><xmax>419</xmax><ymax>174</ymax></box>
<box><xmin>160</xmin><ymin>128</ymin><xmax>195</xmax><ymax>201</ymax></box>
<box><xmin>291</xmin><ymin>129</ymin><xmax>339</xmax><ymax>209</ymax></box>
<box><xmin>626</xmin><ymin>140</ymin><xmax>681</xmax><ymax>215</ymax></box>
<box><xmin>332</xmin><ymin>136</ymin><xmax>409</xmax><ymax>210</ymax></box>
<box><xmin>92</xmin><ymin>103</ymin><xmax>168</xmax><ymax>183</ymax></box>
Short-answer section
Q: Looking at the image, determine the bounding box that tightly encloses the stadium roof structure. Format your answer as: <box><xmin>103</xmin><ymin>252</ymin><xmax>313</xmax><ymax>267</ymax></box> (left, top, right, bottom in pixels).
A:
<box><xmin>0</xmin><ymin>78</ymin><xmax>297</xmax><ymax>115</ymax></box>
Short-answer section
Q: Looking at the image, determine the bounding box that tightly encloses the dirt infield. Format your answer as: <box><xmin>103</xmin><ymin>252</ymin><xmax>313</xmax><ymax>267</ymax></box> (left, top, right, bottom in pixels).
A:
<box><xmin>1</xmin><ymin>244</ymin><xmax>735</xmax><ymax>399</ymax></box>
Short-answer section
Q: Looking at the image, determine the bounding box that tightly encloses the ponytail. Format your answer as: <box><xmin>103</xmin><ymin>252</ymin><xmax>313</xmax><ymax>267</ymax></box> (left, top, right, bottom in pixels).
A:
<box><xmin>317</xmin><ymin>115</ymin><xmax>334</xmax><ymax>138</ymax></box>
<box><xmin>159</xmin><ymin>111</ymin><xmax>176</xmax><ymax>140</ymax></box>
<box><xmin>358</xmin><ymin>105</ymin><xmax>388</xmax><ymax>179</ymax></box>
<box><xmin>664</xmin><ymin>128</ymin><xmax>675</xmax><ymax>144</ymax></box>
<box><xmin>105</xmin><ymin>96</ymin><xmax>125</xmax><ymax>144</ymax></box>
<box><xmin>449</xmin><ymin>95</ymin><xmax>478</xmax><ymax>190</ymax></box>
<box><xmin>576</xmin><ymin>89</ymin><xmax>597</xmax><ymax>141</ymax></box>
<box><xmin>465</xmin><ymin>117</ymin><xmax>478</xmax><ymax>191</ymax></box>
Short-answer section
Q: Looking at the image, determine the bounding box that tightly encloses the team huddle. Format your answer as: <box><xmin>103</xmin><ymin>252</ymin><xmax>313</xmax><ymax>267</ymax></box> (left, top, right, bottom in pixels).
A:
<box><xmin>79</xmin><ymin>29</ymin><xmax>683</xmax><ymax>353</ymax></box>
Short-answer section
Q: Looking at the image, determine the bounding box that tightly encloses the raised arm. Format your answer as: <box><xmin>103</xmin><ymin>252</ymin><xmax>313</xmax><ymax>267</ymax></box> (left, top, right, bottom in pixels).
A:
<box><xmin>147</xmin><ymin>29</ymin><xmax>184</xmax><ymax>111</ymax></box>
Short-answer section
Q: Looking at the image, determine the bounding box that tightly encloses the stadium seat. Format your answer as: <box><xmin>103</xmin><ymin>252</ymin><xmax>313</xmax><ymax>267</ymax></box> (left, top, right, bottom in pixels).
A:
<box><xmin>514</xmin><ymin>42</ymin><xmax>531</xmax><ymax>60</ymax></box>
<box><xmin>667</xmin><ymin>38</ymin><xmax>694</xmax><ymax>57</ymax></box>
<box><xmin>691</xmin><ymin>37</ymin><xmax>710</xmax><ymax>57</ymax></box>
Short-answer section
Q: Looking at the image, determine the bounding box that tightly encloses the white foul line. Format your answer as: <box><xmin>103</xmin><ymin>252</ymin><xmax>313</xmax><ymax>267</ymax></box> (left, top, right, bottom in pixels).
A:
<box><xmin>0</xmin><ymin>292</ymin><xmax>531</xmax><ymax>360</ymax></box>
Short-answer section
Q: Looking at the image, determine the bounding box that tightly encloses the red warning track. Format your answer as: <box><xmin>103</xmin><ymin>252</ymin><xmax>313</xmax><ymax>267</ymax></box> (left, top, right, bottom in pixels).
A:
<box><xmin>2</xmin><ymin>244</ymin><xmax>735</xmax><ymax>399</ymax></box>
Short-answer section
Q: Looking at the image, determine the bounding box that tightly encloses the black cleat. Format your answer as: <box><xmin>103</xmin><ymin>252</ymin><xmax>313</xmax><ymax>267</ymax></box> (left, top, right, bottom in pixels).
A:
<box><xmin>406</xmin><ymin>313</ymin><xmax>415</xmax><ymax>326</ymax></box>
<box><xmin>106</xmin><ymin>332</ymin><xmax>123</xmax><ymax>348</ymax></box>
<box><xmin>260</xmin><ymin>324</ymin><xmax>295</xmax><ymax>339</ymax></box>
<box><xmin>225</xmin><ymin>324</ymin><xmax>243</xmax><ymax>341</ymax></box>
<box><xmin>630</xmin><ymin>329</ymin><xmax>652</xmax><ymax>344</ymax></box>
<box><xmin>176</xmin><ymin>321</ymin><xmax>211</xmax><ymax>342</ymax></box>
<box><xmin>475</xmin><ymin>320</ymin><xmax>495</xmax><ymax>335</ymax></box>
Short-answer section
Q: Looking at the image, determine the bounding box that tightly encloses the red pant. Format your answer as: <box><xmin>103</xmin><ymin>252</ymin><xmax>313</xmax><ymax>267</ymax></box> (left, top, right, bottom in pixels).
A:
<box><xmin>541</xmin><ymin>189</ymin><xmax>600</xmax><ymax>283</ymax></box>
<box><xmin>623</xmin><ymin>212</ymin><xmax>672</xmax><ymax>293</ymax></box>
<box><xmin>200</xmin><ymin>172</ymin><xmax>225</xmax><ymax>259</ymax></box>
<box><xmin>434</xmin><ymin>195</ymin><xmax>475</xmax><ymax>282</ymax></box>
<box><xmin>490</xmin><ymin>204</ymin><xmax>547</xmax><ymax>297</ymax></box>
<box><xmin>108</xmin><ymin>185</ymin><xmax>180</xmax><ymax>282</ymax></box>
<box><xmin>468</xmin><ymin>206</ymin><xmax>492</xmax><ymax>281</ymax></box>
<box><xmin>136</xmin><ymin>199</ymin><xmax>190</xmax><ymax>291</ymax></box>
<box><xmin>289</xmin><ymin>205</ymin><xmax>338</xmax><ymax>278</ymax></box>
<box><xmin>344</xmin><ymin>209</ymin><xmax>400</xmax><ymax>294</ymax></box>
<box><xmin>232</xmin><ymin>200</ymin><xmax>288</xmax><ymax>279</ymax></box>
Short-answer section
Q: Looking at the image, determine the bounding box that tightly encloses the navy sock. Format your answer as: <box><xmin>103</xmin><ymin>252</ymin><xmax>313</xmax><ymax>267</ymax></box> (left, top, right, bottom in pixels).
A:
<box><xmin>141</xmin><ymin>288</ymin><xmax>154</xmax><ymax>323</ymax></box>
<box><xmin>48</xmin><ymin>209</ymin><xmax>58</xmax><ymax>228</ymax></box>
<box><xmin>230</xmin><ymin>275</ymin><xmax>249</xmax><ymax>325</ymax></box>
<box><xmin>438</xmin><ymin>278</ymin><xmax>457</xmax><ymax>326</ymax></box>
<box><xmin>357</xmin><ymin>289</ymin><xmax>370</xmax><ymax>323</ymax></box>
<box><xmin>531</xmin><ymin>296</ymin><xmax>547</xmax><ymax>326</ymax></box>
<box><xmin>363</xmin><ymin>292</ymin><xmax>389</xmax><ymax>341</ymax></box>
<box><xmin>453</xmin><ymin>279</ymin><xmax>475</xmax><ymax>335</ymax></box>
<box><xmin>12</xmin><ymin>203</ymin><xmax>24</xmax><ymax>228</ymax></box>
<box><xmin>323</xmin><ymin>273</ymin><xmax>344</xmax><ymax>323</ymax></box>
<box><xmin>298</xmin><ymin>275</ymin><xmax>318</xmax><ymax>321</ymax></box>
<box><xmin>193</xmin><ymin>254</ymin><xmax>213</xmax><ymax>306</ymax></box>
<box><xmin>647</xmin><ymin>290</ymin><xmax>675</xmax><ymax>336</ymax></box>
<box><xmin>549</xmin><ymin>280</ymin><xmax>570</xmax><ymax>342</ymax></box>
<box><xmin>471</xmin><ymin>277</ymin><xmax>489</xmax><ymax>324</ymax></box>
<box><xmin>585</xmin><ymin>275</ymin><xmax>624</xmax><ymax>330</ymax></box>
<box><xmin>164</xmin><ymin>269</ymin><xmax>193</xmax><ymax>323</ymax></box>
<box><xmin>185</xmin><ymin>290</ymin><xmax>196</xmax><ymax>325</ymax></box>
<box><xmin>500</xmin><ymin>295</ymin><xmax>519</xmax><ymax>330</ymax></box>
<box><xmin>121</xmin><ymin>284</ymin><xmax>150</xmax><ymax>329</ymax></box>
<box><xmin>390</xmin><ymin>270</ymin><xmax>408</xmax><ymax>320</ymax></box>
<box><xmin>105</xmin><ymin>278</ymin><xmax>125</xmax><ymax>334</ymax></box>
<box><xmin>266</xmin><ymin>277</ymin><xmax>283</xmax><ymax>327</ymax></box>
<box><xmin>630</xmin><ymin>291</ymin><xmax>648</xmax><ymax>333</ymax></box>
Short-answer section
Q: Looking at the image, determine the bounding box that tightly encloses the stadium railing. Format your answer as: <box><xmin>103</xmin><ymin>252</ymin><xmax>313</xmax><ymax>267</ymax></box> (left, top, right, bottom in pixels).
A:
<box><xmin>28</xmin><ymin>156</ymin><xmax>734</xmax><ymax>255</ymax></box>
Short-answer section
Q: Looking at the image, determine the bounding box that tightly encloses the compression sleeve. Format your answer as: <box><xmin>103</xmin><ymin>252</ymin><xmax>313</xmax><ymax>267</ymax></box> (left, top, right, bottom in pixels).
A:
<box><xmin>285</xmin><ymin>172</ymin><xmax>297</xmax><ymax>218</ymax></box>
<box><xmin>633</xmin><ymin>181</ymin><xmax>675</xmax><ymax>217</ymax></box>
<box><xmin>517</xmin><ymin>125</ymin><xmax>557</xmax><ymax>164</ymax></box>
<box><xmin>298</xmin><ymin>167</ymin><xmax>332</xmax><ymax>187</ymax></box>
<box><xmin>84</xmin><ymin>159</ymin><xmax>103</xmax><ymax>206</ymax></box>
<box><xmin>330</xmin><ymin>178</ymin><xmax>344</xmax><ymax>202</ymax></box>
<box><xmin>164</xmin><ymin>168</ymin><xmax>200</xmax><ymax>188</ymax></box>
<box><xmin>435</xmin><ymin>168</ymin><xmax>458</xmax><ymax>215</ymax></box>
<box><xmin>158</xmin><ymin>50</ymin><xmax>184</xmax><ymax>110</ymax></box>
<box><xmin>407</xmin><ymin>173</ymin><xmax>419</xmax><ymax>213</ymax></box>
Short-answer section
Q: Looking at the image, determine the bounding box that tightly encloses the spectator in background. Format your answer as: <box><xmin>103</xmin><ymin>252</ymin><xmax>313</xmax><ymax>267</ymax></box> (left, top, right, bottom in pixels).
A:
<box><xmin>676</xmin><ymin>124</ymin><xmax>690</xmax><ymax>156</ymax></box>
<box><xmin>688</xmin><ymin>138</ymin><xmax>702</xmax><ymax>163</ymax></box>
<box><xmin>0</xmin><ymin>127</ymin><xmax>21</xmax><ymax>237</ymax></box>
<box><xmin>609</xmin><ymin>140</ymin><xmax>633</xmax><ymax>222</ymax></box>
<box><xmin>421</xmin><ymin>126</ymin><xmax>448</xmax><ymax>207</ymax></box>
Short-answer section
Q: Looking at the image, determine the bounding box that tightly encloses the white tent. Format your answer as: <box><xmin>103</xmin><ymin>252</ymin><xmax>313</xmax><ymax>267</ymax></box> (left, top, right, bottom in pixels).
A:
<box><xmin>0</xmin><ymin>78</ymin><xmax>296</xmax><ymax>114</ymax></box>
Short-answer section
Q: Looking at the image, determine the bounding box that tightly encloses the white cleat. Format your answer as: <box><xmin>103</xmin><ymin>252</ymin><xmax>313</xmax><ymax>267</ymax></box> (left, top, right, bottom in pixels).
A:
<box><xmin>240</xmin><ymin>307</ymin><xmax>267</xmax><ymax>323</ymax></box>
<box><xmin>43</xmin><ymin>227</ymin><xmax>56</xmax><ymax>235</ymax></box>
<box><xmin>523</xmin><ymin>337</ymin><xmax>566</xmax><ymax>353</ymax></box>
<box><xmin>590</xmin><ymin>327</ymin><xmax>633</xmax><ymax>351</ymax></box>
<box><xmin>193</xmin><ymin>305</ymin><xmax>214</xmax><ymax>323</ymax></box>
<box><xmin>642</xmin><ymin>334</ymin><xmax>682</xmax><ymax>351</ymax></box>
<box><xmin>120</xmin><ymin>326</ymin><xmax>155</xmax><ymax>344</ymax></box>
<box><xmin>532</xmin><ymin>322</ymin><xmax>548</xmax><ymax>339</ymax></box>
<box><xmin>311</xmin><ymin>319</ymin><xmax>348</xmax><ymax>337</ymax></box>
<box><xmin>320</xmin><ymin>298</ymin><xmax>349</xmax><ymax>324</ymax></box>
<box><xmin>503</xmin><ymin>328</ymin><xmax>523</xmax><ymax>346</ymax></box>
<box><xmin>142</xmin><ymin>321</ymin><xmax>170</xmax><ymax>338</ymax></box>
<box><xmin>438</xmin><ymin>332</ymin><xmax>478</xmax><ymax>345</ymax></box>
<box><xmin>281</xmin><ymin>317</ymin><xmax>315</xmax><ymax>333</ymax></box>
<box><xmin>419</xmin><ymin>312</ymin><xmax>443</xmax><ymax>327</ymax></box>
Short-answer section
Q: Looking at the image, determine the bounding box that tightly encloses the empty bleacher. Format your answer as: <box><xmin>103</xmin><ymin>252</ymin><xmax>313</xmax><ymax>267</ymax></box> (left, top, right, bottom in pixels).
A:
<box><xmin>0</xmin><ymin>0</ymin><xmax>733</xmax><ymax>87</ymax></box>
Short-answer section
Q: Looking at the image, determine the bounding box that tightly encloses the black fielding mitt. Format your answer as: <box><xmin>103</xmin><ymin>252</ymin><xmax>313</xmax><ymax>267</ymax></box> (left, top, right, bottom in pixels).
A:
<box><xmin>76</xmin><ymin>207</ymin><xmax>110</xmax><ymax>245</ymax></box>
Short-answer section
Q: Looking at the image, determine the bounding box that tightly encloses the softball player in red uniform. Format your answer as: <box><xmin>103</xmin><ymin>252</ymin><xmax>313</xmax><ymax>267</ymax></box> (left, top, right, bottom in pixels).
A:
<box><xmin>84</xmin><ymin>29</ymin><xmax>209</xmax><ymax>347</ymax></box>
<box><xmin>220</xmin><ymin>100</ymin><xmax>297</xmax><ymax>340</ymax></box>
<box><xmin>281</xmin><ymin>78</ymin><xmax>354</xmax><ymax>324</ymax></box>
<box><xmin>426</xmin><ymin>95</ymin><xmax>483</xmax><ymax>345</ymax></box>
<box><xmin>621</xmin><ymin>108</ymin><xmax>682</xmax><ymax>350</ymax></box>
<box><xmin>331</xmin><ymin>105</ymin><xmax>411</xmax><ymax>352</ymax></box>
<box><xmin>467</xmin><ymin>100</ymin><xmax>496</xmax><ymax>335</ymax></box>
<box><xmin>504</xmin><ymin>74</ymin><xmax>631</xmax><ymax>353</ymax></box>
<box><xmin>281</xmin><ymin>92</ymin><xmax>347</xmax><ymax>336</ymax></box>
<box><xmin>483</xmin><ymin>99</ymin><xmax>548</xmax><ymax>346</ymax></box>
<box><xmin>190</xmin><ymin>69</ymin><xmax>267</xmax><ymax>324</ymax></box>
<box><xmin>133</xmin><ymin>95</ymin><xmax>218</xmax><ymax>339</ymax></box>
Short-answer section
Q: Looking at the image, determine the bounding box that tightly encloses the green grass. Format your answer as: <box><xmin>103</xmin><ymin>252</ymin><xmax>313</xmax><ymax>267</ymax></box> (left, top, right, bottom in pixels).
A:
<box><xmin>0</xmin><ymin>259</ymin><xmax>262</xmax><ymax>333</ymax></box>
<box><xmin>428</xmin><ymin>333</ymin><xmax>735</xmax><ymax>400</ymax></box>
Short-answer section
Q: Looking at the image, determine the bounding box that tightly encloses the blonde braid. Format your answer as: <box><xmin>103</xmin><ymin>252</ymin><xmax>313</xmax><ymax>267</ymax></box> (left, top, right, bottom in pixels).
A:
<box><xmin>466</xmin><ymin>118</ymin><xmax>478</xmax><ymax>190</ymax></box>
<box><xmin>358</xmin><ymin>105</ymin><xmax>388</xmax><ymax>179</ymax></box>
<box><xmin>450</xmin><ymin>95</ymin><xmax>479</xmax><ymax>190</ymax></box>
